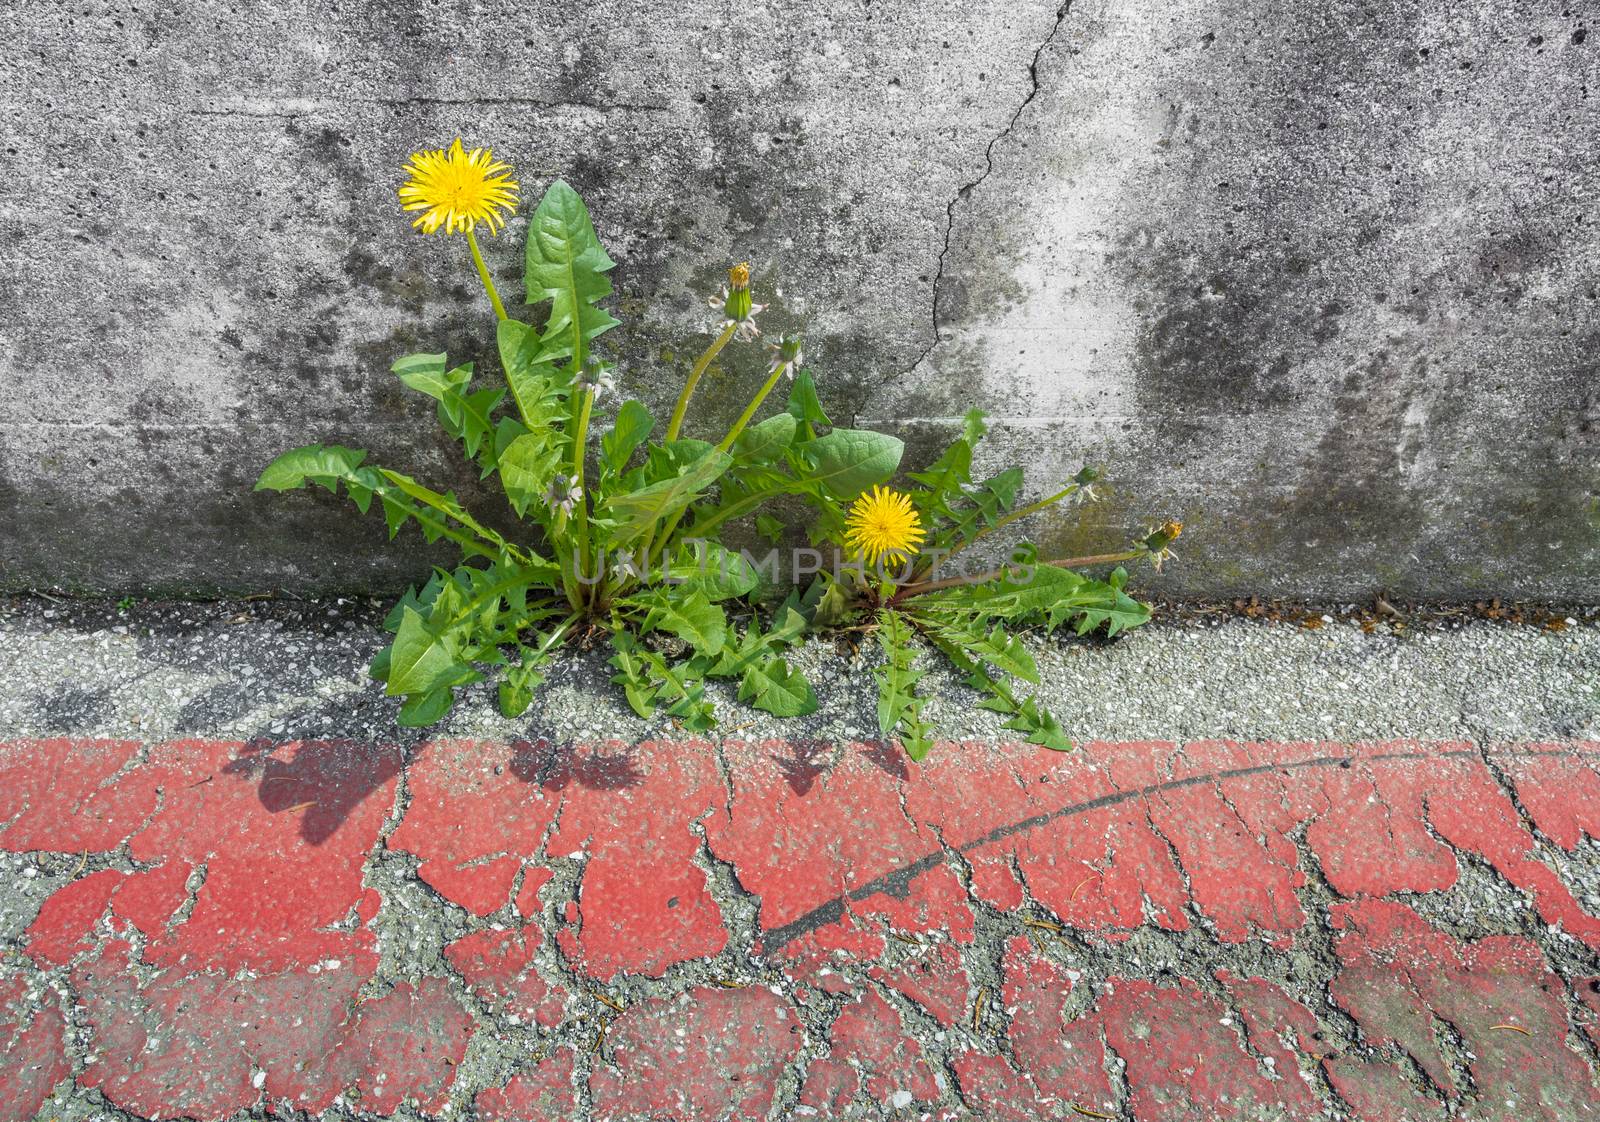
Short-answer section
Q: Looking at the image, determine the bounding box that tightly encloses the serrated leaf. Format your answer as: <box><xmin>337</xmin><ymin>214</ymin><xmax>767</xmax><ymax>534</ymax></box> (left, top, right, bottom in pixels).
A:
<box><xmin>1002</xmin><ymin>696</ymin><xmax>1073</xmax><ymax>752</ymax></box>
<box><xmin>499</xmin><ymin>642</ymin><xmax>553</xmax><ymax>718</ymax></box>
<box><xmin>666</xmin><ymin>540</ymin><xmax>760</xmax><ymax>601</ymax></box>
<box><xmin>738</xmin><ymin>657</ymin><xmax>819</xmax><ymax>718</ymax></box>
<box><xmin>398</xmin><ymin>687</ymin><xmax>454</xmax><ymax>727</ymax></box>
<box><xmin>523</xmin><ymin>180</ymin><xmax>620</xmax><ymax>365</ymax></box>
<box><xmin>498</xmin><ymin>431</ymin><xmax>562</xmax><ymax>518</ymax></box>
<box><xmin>497</xmin><ymin>318</ymin><xmax>568</xmax><ymax>429</ymax></box>
<box><xmin>874</xmin><ymin>609</ymin><xmax>934</xmax><ymax>760</ymax></box>
<box><xmin>756</xmin><ymin>514</ymin><xmax>785</xmax><ymax>544</ymax></box>
<box><xmin>707</xmin><ymin>606</ymin><xmax>808</xmax><ymax>679</ymax></box>
<box><xmin>625</xmin><ymin>589</ymin><xmax>727</xmax><ymax>656</ymax></box>
<box><xmin>255</xmin><ymin>444</ymin><xmax>367</xmax><ymax>492</ymax></box>
<box><xmin>390</xmin><ymin>354</ymin><xmax>502</xmax><ymax>466</ymax></box>
<box><xmin>387</xmin><ymin>606</ymin><xmax>469</xmax><ymax>698</ymax></box>
<box><xmin>608</xmin><ymin>631</ymin><xmax>659</xmax><ymax>718</ymax></box>
<box><xmin>786</xmin><ymin>369</ymin><xmax>831</xmax><ymax>431</ymax></box>
<box><xmin>638</xmin><ymin>647</ymin><xmax>718</xmax><ymax>731</ymax></box>
<box><xmin>391</xmin><ymin>353</ymin><xmax>463</xmax><ymax>399</ymax></box>
<box><xmin>920</xmin><ymin>615</ymin><xmax>1039</xmax><ymax>683</ymax></box>
<box><xmin>917</xmin><ymin>622</ymin><xmax>1067</xmax><ymax>751</ymax></box>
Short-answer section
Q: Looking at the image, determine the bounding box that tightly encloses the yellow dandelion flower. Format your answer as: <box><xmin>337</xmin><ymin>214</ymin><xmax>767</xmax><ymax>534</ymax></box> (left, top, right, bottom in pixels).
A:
<box><xmin>397</xmin><ymin>139</ymin><xmax>520</xmax><ymax>236</ymax></box>
<box><xmin>845</xmin><ymin>485</ymin><xmax>926</xmax><ymax>567</ymax></box>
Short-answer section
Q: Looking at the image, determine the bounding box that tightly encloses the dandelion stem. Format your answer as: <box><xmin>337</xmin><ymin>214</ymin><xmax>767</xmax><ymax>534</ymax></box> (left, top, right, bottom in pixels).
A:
<box><xmin>666</xmin><ymin>322</ymin><xmax>737</xmax><ymax>442</ymax></box>
<box><xmin>466</xmin><ymin>229</ymin><xmax>508</xmax><ymax>321</ymax></box>
<box><xmin>911</xmin><ymin>481</ymin><xmax>1083</xmax><ymax>584</ymax></box>
<box><xmin>568</xmin><ymin>387</ymin><xmax>597</xmax><ymax>608</ymax></box>
<box><xmin>892</xmin><ymin>549</ymin><xmax>1142</xmax><ymax>602</ymax></box>
<box><xmin>716</xmin><ymin>361</ymin><xmax>791</xmax><ymax>452</ymax></box>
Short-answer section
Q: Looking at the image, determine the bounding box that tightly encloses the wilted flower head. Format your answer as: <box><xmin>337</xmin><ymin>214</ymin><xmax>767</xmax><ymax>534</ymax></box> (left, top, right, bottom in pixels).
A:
<box><xmin>545</xmin><ymin>474</ymin><xmax>583</xmax><ymax>517</ymax></box>
<box><xmin>577</xmin><ymin>357</ymin><xmax>616</xmax><ymax>401</ymax></box>
<box><xmin>709</xmin><ymin>261</ymin><xmax>767</xmax><ymax>337</ymax></box>
<box><xmin>1140</xmin><ymin>520</ymin><xmax>1182</xmax><ymax>571</ymax></box>
<box><xmin>397</xmin><ymin>139</ymin><xmax>520</xmax><ymax>236</ymax></box>
<box><xmin>767</xmin><ymin>333</ymin><xmax>804</xmax><ymax>380</ymax></box>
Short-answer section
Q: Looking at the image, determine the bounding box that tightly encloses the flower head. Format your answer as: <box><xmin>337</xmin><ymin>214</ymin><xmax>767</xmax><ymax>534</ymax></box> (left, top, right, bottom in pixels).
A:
<box><xmin>709</xmin><ymin>261</ymin><xmax>767</xmax><ymax>337</ymax></box>
<box><xmin>1140</xmin><ymin>520</ymin><xmax>1182</xmax><ymax>571</ymax></box>
<box><xmin>398</xmin><ymin>139</ymin><xmax>520</xmax><ymax>236</ymax></box>
<box><xmin>844</xmin><ymin>485</ymin><xmax>926</xmax><ymax>568</ymax></box>
<box><xmin>545</xmin><ymin>474</ymin><xmax>583</xmax><ymax>517</ymax></box>
<box><xmin>767</xmin><ymin>333</ymin><xmax>804</xmax><ymax>380</ymax></box>
<box><xmin>577</xmin><ymin>357</ymin><xmax>617</xmax><ymax>401</ymax></box>
<box><xmin>1073</xmin><ymin>465</ymin><xmax>1102</xmax><ymax>503</ymax></box>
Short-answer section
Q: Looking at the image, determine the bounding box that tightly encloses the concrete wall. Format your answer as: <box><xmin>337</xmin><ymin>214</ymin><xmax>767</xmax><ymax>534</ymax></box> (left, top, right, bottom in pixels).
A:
<box><xmin>3</xmin><ymin>0</ymin><xmax>1596</xmax><ymax>599</ymax></box>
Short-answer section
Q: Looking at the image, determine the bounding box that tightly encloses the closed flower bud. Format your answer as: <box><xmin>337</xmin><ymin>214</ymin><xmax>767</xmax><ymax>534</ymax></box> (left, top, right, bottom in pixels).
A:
<box><xmin>577</xmin><ymin>357</ymin><xmax>616</xmax><ymax>400</ymax></box>
<box><xmin>767</xmin><ymin>333</ymin><xmax>804</xmax><ymax>379</ymax></box>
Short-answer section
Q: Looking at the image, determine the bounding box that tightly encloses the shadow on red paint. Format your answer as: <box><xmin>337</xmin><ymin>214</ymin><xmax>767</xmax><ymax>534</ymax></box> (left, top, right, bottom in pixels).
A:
<box><xmin>222</xmin><ymin>738</ymin><xmax>405</xmax><ymax>845</ymax></box>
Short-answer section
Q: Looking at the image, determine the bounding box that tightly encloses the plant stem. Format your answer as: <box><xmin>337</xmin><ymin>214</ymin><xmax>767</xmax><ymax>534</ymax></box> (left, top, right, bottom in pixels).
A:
<box><xmin>665</xmin><ymin>322</ymin><xmax>736</xmax><ymax>442</ymax></box>
<box><xmin>892</xmin><ymin>549</ymin><xmax>1141</xmax><ymax>602</ymax></box>
<box><xmin>569</xmin><ymin>387</ymin><xmax>597</xmax><ymax>608</ymax></box>
<box><xmin>716</xmin><ymin>361</ymin><xmax>790</xmax><ymax>452</ymax></box>
<box><xmin>911</xmin><ymin>481</ymin><xmax>1083</xmax><ymax>584</ymax></box>
<box><xmin>465</xmin><ymin>229</ymin><xmax>509</xmax><ymax>321</ymax></box>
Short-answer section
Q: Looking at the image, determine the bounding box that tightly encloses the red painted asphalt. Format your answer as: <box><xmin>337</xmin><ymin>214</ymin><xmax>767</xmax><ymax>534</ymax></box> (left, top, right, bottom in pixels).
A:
<box><xmin>3</xmin><ymin>737</ymin><xmax>1599</xmax><ymax>1119</ymax></box>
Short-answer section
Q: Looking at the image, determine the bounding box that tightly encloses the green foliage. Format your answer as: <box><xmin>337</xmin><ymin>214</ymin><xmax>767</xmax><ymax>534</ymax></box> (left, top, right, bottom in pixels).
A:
<box><xmin>795</xmin><ymin>402</ymin><xmax>1163</xmax><ymax>757</ymax></box>
<box><xmin>796</xmin><ymin>428</ymin><xmax>903</xmax><ymax>500</ymax></box>
<box><xmin>523</xmin><ymin>180</ymin><xmax>620</xmax><ymax>365</ymax></box>
<box><xmin>874</xmin><ymin>610</ymin><xmax>933</xmax><ymax>761</ymax></box>
<box><xmin>257</xmin><ymin>170</ymin><xmax>1167</xmax><ymax>757</ymax></box>
<box><xmin>603</xmin><ymin>447</ymin><xmax>733</xmax><ymax>546</ymax></box>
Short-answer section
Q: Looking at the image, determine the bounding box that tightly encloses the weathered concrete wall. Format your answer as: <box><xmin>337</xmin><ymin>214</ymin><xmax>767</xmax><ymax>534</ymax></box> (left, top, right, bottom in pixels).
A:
<box><xmin>2</xmin><ymin>0</ymin><xmax>1596</xmax><ymax>598</ymax></box>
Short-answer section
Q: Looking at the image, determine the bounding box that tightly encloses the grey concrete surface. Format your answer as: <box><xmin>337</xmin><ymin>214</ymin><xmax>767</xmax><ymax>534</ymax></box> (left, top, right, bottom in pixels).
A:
<box><xmin>1</xmin><ymin>595</ymin><xmax>1596</xmax><ymax>746</ymax></box>
<box><xmin>2</xmin><ymin>1</ymin><xmax>1597</xmax><ymax>598</ymax></box>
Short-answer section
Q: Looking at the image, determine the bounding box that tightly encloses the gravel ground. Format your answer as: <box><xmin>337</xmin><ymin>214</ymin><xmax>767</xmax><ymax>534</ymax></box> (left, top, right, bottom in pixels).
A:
<box><xmin>2</xmin><ymin>594</ymin><xmax>1596</xmax><ymax>746</ymax></box>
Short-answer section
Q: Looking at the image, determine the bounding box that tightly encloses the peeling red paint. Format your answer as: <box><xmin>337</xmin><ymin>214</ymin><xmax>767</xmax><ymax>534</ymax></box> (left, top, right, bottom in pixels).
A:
<box><xmin>588</xmin><ymin>985</ymin><xmax>802</xmax><ymax>1119</ymax></box>
<box><xmin>476</xmin><ymin>1051</ymin><xmax>579</xmax><ymax>1121</ymax></box>
<box><xmin>3</xmin><ymin>737</ymin><xmax>1599</xmax><ymax>1121</ymax></box>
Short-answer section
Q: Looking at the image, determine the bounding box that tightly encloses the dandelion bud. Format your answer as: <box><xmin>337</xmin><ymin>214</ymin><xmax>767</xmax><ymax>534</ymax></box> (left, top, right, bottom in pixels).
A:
<box><xmin>724</xmin><ymin>262</ymin><xmax>754</xmax><ymax>322</ymax></box>
<box><xmin>709</xmin><ymin>261</ymin><xmax>766</xmax><ymax>337</ymax></box>
<box><xmin>577</xmin><ymin>357</ymin><xmax>616</xmax><ymax>400</ymax></box>
<box><xmin>1140</xmin><ymin>520</ymin><xmax>1182</xmax><ymax>572</ymax></box>
<box><xmin>1073</xmin><ymin>465</ymin><xmax>1102</xmax><ymax>502</ymax></box>
<box><xmin>768</xmin><ymin>333</ymin><xmax>804</xmax><ymax>379</ymax></box>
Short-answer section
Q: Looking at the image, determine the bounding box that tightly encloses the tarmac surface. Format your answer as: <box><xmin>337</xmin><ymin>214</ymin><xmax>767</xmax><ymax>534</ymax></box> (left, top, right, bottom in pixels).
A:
<box><xmin>2</xmin><ymin>595</ymin><xmax>1599</xmax><ymax>1120</ymax></box>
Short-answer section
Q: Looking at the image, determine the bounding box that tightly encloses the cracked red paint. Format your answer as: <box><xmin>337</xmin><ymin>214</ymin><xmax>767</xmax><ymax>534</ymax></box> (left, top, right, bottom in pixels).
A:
<box><xmin>0</xmin><ymin>974</ymin><xmax>69</xmax><ymax>1121</ymax></box>
<box><xmin>1331</xmin><ymin>898</ymin><xmax>1595</xmax><ymax>1114</ymax></box>
<box><xmin>475</xmin><ymin>1050</ymin><xmax>578</xmax><ymax>1121</ymax></box>
<box><xmin>3</xmin><ymin>737</ymin><xmax>1599</xmax><ymax>1120</ymax></box>
<box><xmin>388</xmin><ymin>739</ymin><xmax>559</xmax><ymax>916</ymax></box>
<box><xmin>545</xmin><ymin>739</ymin><xmax>728</xmax><ymax>979</ymax></box>
<box><xmin>587</xmin><ymin>984</ymin><xmax>802</xmax><ymax>1119</ymax></box>
<box><xmin>798</xmin><ymin>989</ymin><xmax>943</xmax><ymax>1113</ymax></box>
<box><xmin>444</xmin><ymin>925</ymin><xmax>569</xmax><ymax>1028</ymax></box>
<box><xmin>872</xmin><ymin>939</ymin><xmax>972</xmax><ymax>1025</ymax></box>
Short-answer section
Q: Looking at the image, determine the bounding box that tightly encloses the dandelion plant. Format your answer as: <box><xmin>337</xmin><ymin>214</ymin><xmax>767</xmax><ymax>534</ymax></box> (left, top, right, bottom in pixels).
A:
<box><xmin>255</xmin><ymin>138</ymin><xmax>1173</xmax><ymax>754</ymax></box>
